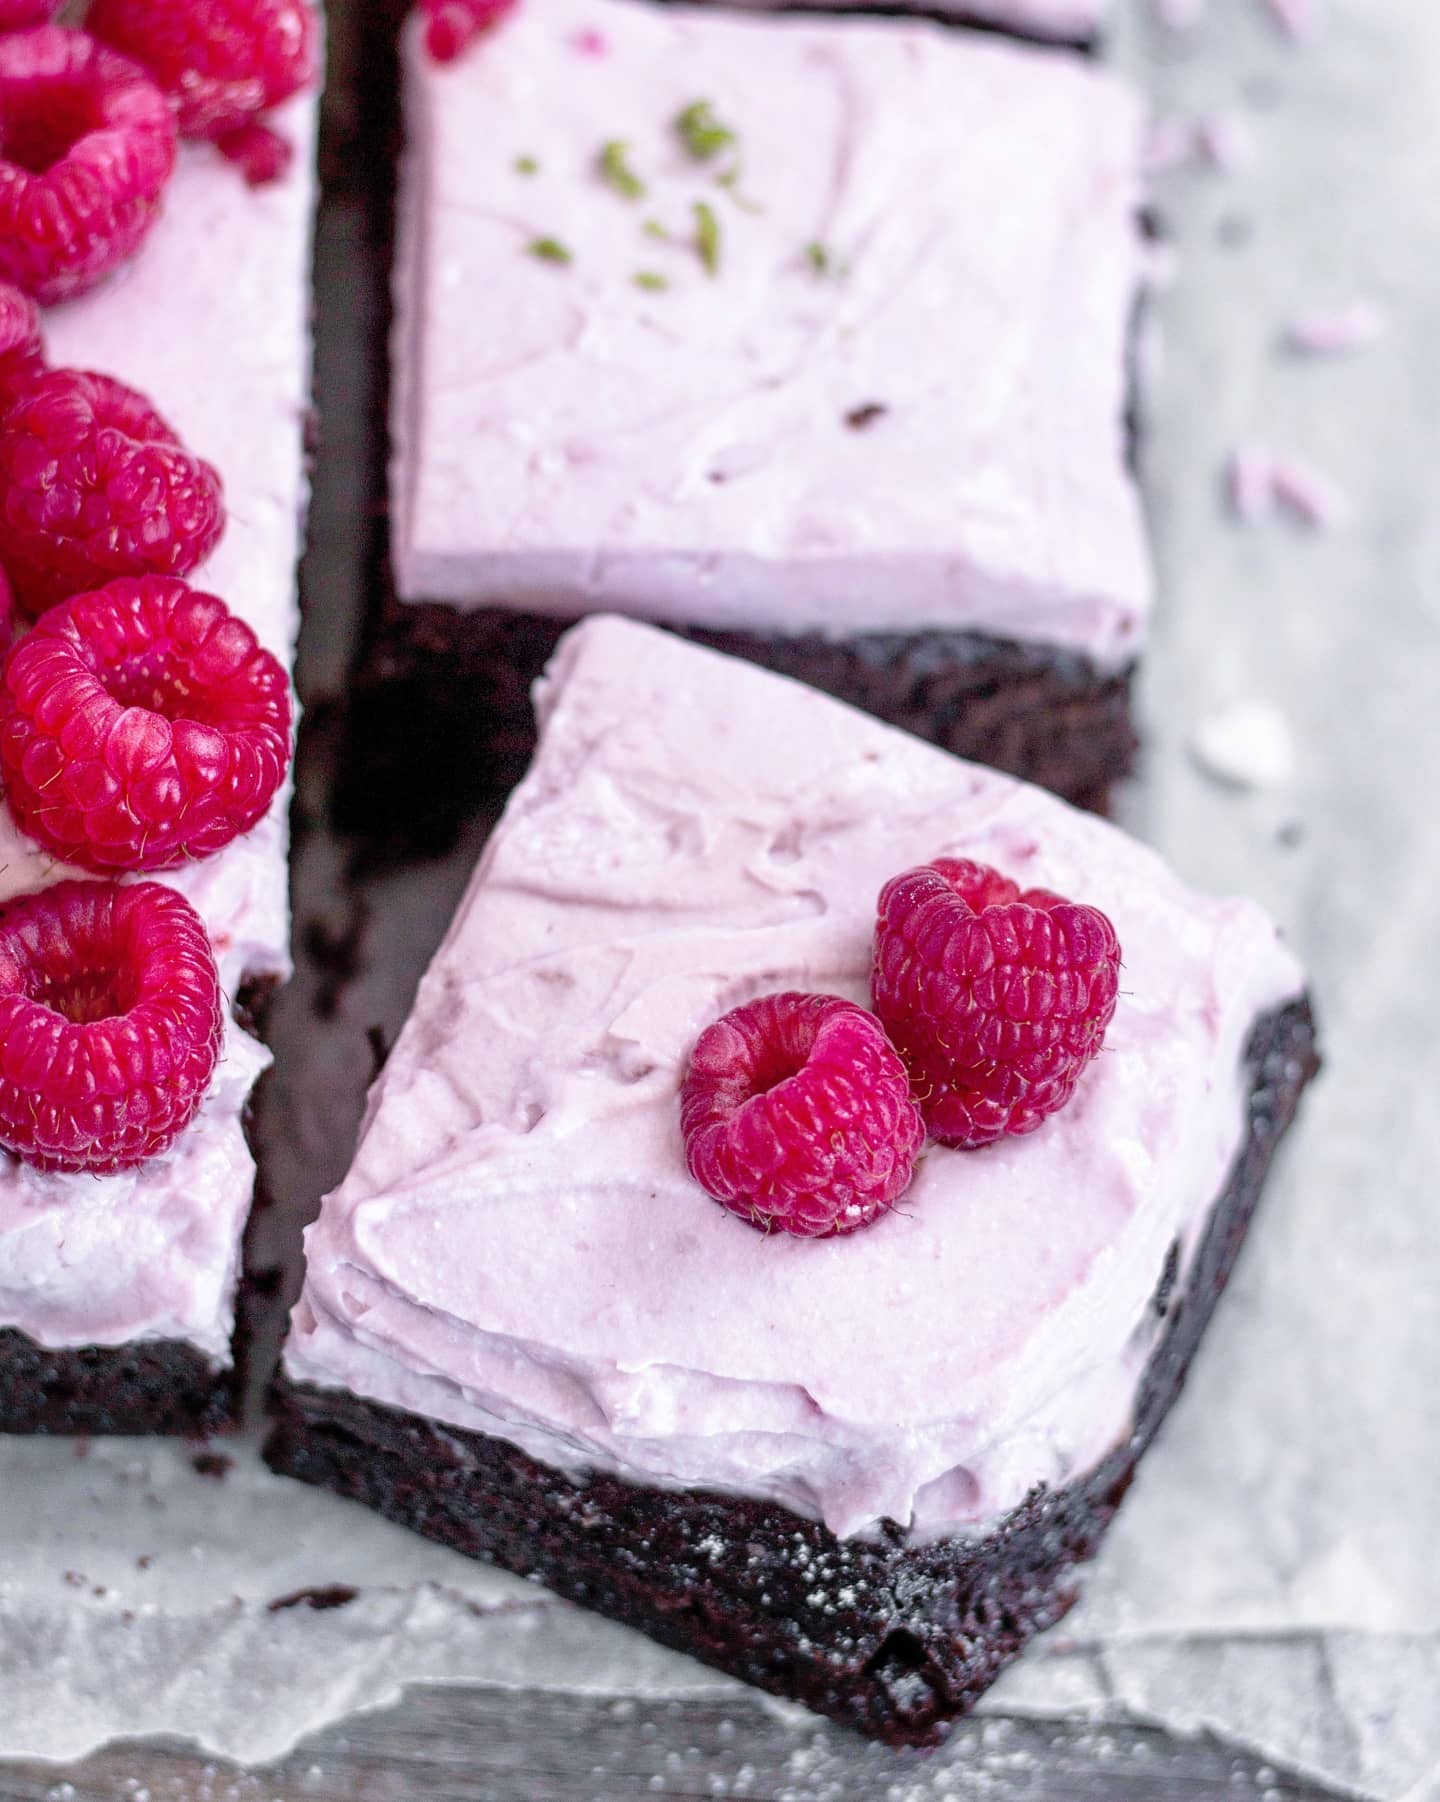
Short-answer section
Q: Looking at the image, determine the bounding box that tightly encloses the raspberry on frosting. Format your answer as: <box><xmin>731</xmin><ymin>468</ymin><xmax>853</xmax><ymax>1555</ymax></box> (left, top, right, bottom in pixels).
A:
<box><xmin>422</xmin><ymin>0</ymin><xmax>520</xmax><ymax>64</ymax></box>
<box><xmin>0</xmin><ymin>367</ymin><xmax>225</xmax><ymax>615</ymax></box>
<box><xmin>0</xmin><ymin>279</ymin><xmax>42</xmax><ymax>411</ymax></box>
<box><xmin>873</xmin><ymin>858</ymin><xmax>1121</xmax><ymax>1150</ymax></box>
<box><xmin>0</xmin><ymin>575</ymin><xmax>292</xmax><ymax>873</ymax></box>
<box><xmin>0</xmin><ymin>27</ymin><xmax>177</xmax><ymax>303</ymax></box>
<box><xmin>86</xmin><ymin>0</ymin><xmax>318</xmax><ymax>184</ymax></box>
<box><xmin>681</xmin><ymin>991</ymin><xmax>925</xmax><ymax>1238</ymax></box>
<box><xmin>0</xmin><ymin>878</ymin><xmax>222</xmax><ymax>1173</ymax></box>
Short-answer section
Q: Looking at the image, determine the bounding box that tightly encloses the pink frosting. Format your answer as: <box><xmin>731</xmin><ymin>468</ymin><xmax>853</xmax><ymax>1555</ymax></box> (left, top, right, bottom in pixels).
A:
<box><xmin>0</xmin><ymin>97</ymin><xmax>316</xmax><ymax>1363</ymax></box>
<box><xmin>286</xmin><ymin>619</ymin><xmax>1303</xmax><ymax>1540</ymax></box>
<box><xmin>391</xmin><ymin>0</ymin><xmax>1151</xmax><ymax>669</ymax></box>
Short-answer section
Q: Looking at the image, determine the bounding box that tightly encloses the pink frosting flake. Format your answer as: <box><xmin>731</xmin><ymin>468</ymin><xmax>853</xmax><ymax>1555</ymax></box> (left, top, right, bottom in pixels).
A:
<box><xmin>1260</xmin><ymin>0</ymin><xmax>1317</xmax><ymax>40</ymax></box>
<box><xmin>1152</xmin><ymin>0</ymin><xmax>1206</xmax><ymax>28</ymax></box>
<box><xmin>1286</xmin><ymin>300</ymin><xmax>1386</xmax><ymax>356</ymax></box>
<box><xmin>570</xmin><ymin>26</ymin><xmax>608</xmax><ymax>54</ymax></box>
<box><xmin>1271</xmin><ymin>453</ymin><xmax>1350</xmax><ymax>529</ymax></box>
<box><xmin>1228</xmin><ymin>445</ymin><xmax>1277</xmax><ymax>525</ymax></box>
<box><xmin>1227</xmin><ymin>445</ymin><xmax>1349</xmax><ymax>530</ymax></box>
<box><xmin>1145</xmin><ymin>113</ymin><xmax>1253</xmax><ymax>174</ymax></box>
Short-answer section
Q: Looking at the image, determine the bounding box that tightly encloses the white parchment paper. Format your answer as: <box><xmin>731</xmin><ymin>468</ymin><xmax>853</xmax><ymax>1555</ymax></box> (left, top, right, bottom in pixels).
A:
<box><xmin>2</xmin><ymin>0</ymin><xmax>1437</xmax><ymax>1794</ymax></box>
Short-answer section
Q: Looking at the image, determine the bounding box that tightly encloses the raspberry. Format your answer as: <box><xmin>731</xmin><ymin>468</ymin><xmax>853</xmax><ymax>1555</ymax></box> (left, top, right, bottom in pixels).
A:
<box><xmin>0</xmin><ymin>878</ymin><xmax>222</xmax><ymax>1172</ymax></box>
<box><xmin>422</xmin><ymin>0</ymin><xmax>519</xmax><ymax>64</ymax></box>
<box><xmin>873</xmin><ymin>859</ymin><xmax>1121</xmax><ymax>1149</ymax></box>
<box><xmin>0</xmin><ymin>278</ymin><xmax>42</xmax><ymax>410</ymax></box>
<box><xmin>0</xmin><ymin>2</ymin><xmax>62</xmax><ymax>30</ymax></box>
<box><xmin>680</xmin><ymin>991</ymin><xmax>925</xmax><ymax>1238</ymax></box>
<box><xmin>0</xmin><ymin>367</ymin><xmax>225</xmax><ymax>615</ymax></box>
<box><xmin>0</xmin><ymin>27</ymin><xmax>176</xmax><ymax>304</ymax></box>
<box><xmin>87</xmin><ymin>0</ymin><xmax>317</xmax><ymax>159</ymax></box>
<box><xmin>0</xmin><ymin>575</ymin><xmax>292</xmax><ymax>872</ymax></box>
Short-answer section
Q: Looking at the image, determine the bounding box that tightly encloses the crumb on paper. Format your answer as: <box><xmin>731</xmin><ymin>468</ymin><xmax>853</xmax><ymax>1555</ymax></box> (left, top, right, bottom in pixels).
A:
<box><xmin>1191</xmin><ymin>700</ymin><xmax>1297</xmax><ymax>790</ymax></box>
<box><xmin>1285</xmin><ymin>299</ymin><xmax>1387</xmax><ymax>355</ymax></box>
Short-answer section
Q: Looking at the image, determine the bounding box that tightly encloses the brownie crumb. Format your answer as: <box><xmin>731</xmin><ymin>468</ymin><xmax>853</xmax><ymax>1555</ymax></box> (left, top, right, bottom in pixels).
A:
<box><xmin>845</xmin><ymin>403</ymin><xmax>888</xmax><ymax>431</ymax></box>
<box><xmin>192</xmin><ymin>1450</ymin><xmax>234</xmax><ymax>1481</ymax></box>
<box><xmin>267</xmin><ymin>1584</ymin><xmax>361</xmax><ymax>1614</ymax></box>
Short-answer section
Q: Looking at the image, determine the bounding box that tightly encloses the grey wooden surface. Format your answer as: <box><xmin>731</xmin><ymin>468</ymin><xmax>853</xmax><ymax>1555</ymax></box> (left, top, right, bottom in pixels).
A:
<box><xmin>0</xmin><ymin>6</ymin><xmax>1377</xmax><ymax>1799</ymax></box>
<box><xmin>0</xmin><ymin>1688</ymin><xmax>1361</xmax><ymax>1802</ymax></box>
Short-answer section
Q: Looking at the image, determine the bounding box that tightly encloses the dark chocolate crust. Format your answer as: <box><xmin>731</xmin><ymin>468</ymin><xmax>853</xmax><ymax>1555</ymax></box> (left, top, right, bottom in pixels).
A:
<box><xmin>265</xmin><ymin>996</ymin><xmax>1318</xmax><ymax>1748</ymax></box>
<box><xmin>0</xmin><ymin>1329</ymin><xmax>232</xmax><ymax>1437</ymax></box>
<box><xmin>338</xmin><ymin>603</ymin><xmax>1138</xmax><ymax>851</ymax></box>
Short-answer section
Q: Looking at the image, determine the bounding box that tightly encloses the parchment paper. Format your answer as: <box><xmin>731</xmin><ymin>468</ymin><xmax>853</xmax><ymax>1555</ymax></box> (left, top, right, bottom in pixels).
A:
<box><xmin>3</xmin><ymin>0</ymin><xmax>1438</xmax><ymax>1794</ymax></box>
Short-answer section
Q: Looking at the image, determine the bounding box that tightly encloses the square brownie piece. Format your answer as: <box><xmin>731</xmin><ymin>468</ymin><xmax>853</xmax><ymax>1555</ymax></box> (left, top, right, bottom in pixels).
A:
<box><xmin>378</xmin><ymin>0</ymin><xmax>1150</xmax><ymax>815</ymax></box>
<box><xmin>0</xmin><ymin>94</ymin><xmax>318</xmax><ymax>1437</ymax></box>
<box><xmin>269</xmin><ymin>619</ymin><xmax>1316</xmax><ymax>1743</ymax></box>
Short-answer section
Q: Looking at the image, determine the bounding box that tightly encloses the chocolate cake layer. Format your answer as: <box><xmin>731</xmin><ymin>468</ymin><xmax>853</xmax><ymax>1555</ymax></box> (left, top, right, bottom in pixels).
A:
<box><xmin>0</xmin><ymin>1329</ymin><xmax>232</xmax><ymax>1437</ymax></box>
<box><xmin>337</xmin><ymin>603</ymin><xmax>1138</xmax><ymax>851</ymax></box>
<box><xmin>265</xmin><ymin>996</ymin><xmax>1317</xmax><ymax>1748</ymax></box>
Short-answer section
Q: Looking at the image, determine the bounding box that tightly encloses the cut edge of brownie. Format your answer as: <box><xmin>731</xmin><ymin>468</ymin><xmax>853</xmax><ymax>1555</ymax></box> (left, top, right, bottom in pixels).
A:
<box><xmin>264</xmin><ymin>995</ymin><xmax>1319</xmax><ymax>1748</ymax></box>
<box><xmin>336</xmin><ymin>602</ymin><xmax>1139</xmax><ymax>859</ymax></box>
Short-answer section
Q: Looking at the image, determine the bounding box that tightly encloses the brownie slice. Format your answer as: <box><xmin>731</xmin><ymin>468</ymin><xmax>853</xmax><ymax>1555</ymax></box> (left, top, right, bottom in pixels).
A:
<box><xmin>267</xmin><ymin>998</ymin><xmax>1317</xmax><ymax>1747</ymax></box>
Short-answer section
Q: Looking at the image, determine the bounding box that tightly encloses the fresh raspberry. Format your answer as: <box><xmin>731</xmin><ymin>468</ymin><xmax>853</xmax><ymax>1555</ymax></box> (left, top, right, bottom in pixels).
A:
<box><xmin>0</xmin><ymin>2</ymin><xmax>62</xmax><ymax>30</ymax></box>
<box><xmin>0</xmin><ymin>878</ymin><xmax>222</xmax><ymax>1172</ymax></box>
<box><xmin>0</xmin><ymin>367</ymin><xmax>225</xmax><ymax>615</ymax></box>
<box><xmin>0</xmin><ymin>279</ymin><xmax>43</xmax><ymax>410</ymax></box>
<box><xmin>0</xmin><ymin>575</ymin><xmax>291</xmax><ymax>872</ymax></box>
<box><xmin>680</xmin><ymin>991</ymin><xmax>925</xmax><ymax>1238</ymax></box>
<box><xmin>422</xmin><ymin>0</ymin><xmax>519</xmax><ymax>64</ymax></box>
<box><xmin>87</xmin><ymin>0</ymin><xmax>317</xmax><ymax>166</ymax></box>
<box><xmin>0</xmin><ymin>28</ymin><xmax>176</xmax><ymax>304</ymax></box>
<box><xmin>873</xmin><ymin>859</ymin><xmax>1121</xmax><ymax>1150</ymax></box>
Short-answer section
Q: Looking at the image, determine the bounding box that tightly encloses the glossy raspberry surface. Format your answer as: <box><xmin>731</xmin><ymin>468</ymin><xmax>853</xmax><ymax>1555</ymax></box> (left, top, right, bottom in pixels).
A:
<box><xmin>0</xmin><ymin>27</ymin><xmax>176</xmax><ymax>303</ymax></box>
<box><xmin>422</xmin><ymin>0</ymin><xmax>519</xmax><ymax>63</ymax></box>
<box><xmin>0</xmin><ymin>574</ymin><xmax>292</xmax><ymax>872</ymax></box>
<box><xmin>87</xmin><ymin>0</ymin><xmax>317</xmax><ymax>139</ymax></box>
<box><xmin>0</xmin><ymin>877</ymin><xmax>222</xmax><ymax>1172</ymax></box>
<box><xmin>0</xmin><ymin>367</ymin><xmax>224</xmax><ymax>615</ymax></box>
<box><xmin>681</xmin><ymin>991</ymin><xmax>925</xmax><ymax>1237</ymax></box>
<box><xmin>873</xmin><ymin>858</ymin><xmax>1121</xmax><ymax>1149</ymax></box>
